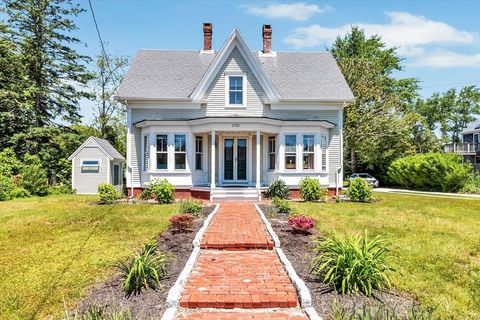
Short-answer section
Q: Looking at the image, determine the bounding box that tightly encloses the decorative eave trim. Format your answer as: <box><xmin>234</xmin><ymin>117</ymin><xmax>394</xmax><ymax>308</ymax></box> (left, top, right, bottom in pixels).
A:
<box><xmin>190</xmin><ymin>27</ymin><xmax>281</xmax><ymax>103</ymax></box>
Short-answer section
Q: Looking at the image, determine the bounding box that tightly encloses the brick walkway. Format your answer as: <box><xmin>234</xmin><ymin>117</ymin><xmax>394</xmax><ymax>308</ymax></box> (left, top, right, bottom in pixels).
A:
<box><xmin>200</xmin><ymin>203</ymin><xmax>274</xmax><ymax>250</ymax></box>
<box><xmin>176</xmin><ymin>203</ymin><xmax>308</xmax><ymax>319</ymax></box>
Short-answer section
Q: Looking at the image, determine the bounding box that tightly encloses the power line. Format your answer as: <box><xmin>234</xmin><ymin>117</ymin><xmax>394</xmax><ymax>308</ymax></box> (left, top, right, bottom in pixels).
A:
<box><xmin>87</xmin><ymin>0</ymin><xmax>114</xmax><ymax>77</ymax></box>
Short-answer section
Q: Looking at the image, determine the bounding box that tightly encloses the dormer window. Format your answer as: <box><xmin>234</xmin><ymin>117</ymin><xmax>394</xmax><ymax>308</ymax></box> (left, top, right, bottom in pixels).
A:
<box><xmin>227</xmin><ymin>75</ymin><xmax>246</xmax><ymax>107</ymax></box>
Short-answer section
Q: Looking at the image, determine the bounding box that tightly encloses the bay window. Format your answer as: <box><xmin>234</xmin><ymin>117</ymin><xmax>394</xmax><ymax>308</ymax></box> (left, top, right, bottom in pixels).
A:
<box><xmin>303</xmin><ymin>135</ymin><xmax>314</xmax><ymax>170</ymax></box>
<box><xmin>285</xmin><ymin>135</ymin><xmax>296</xmax><ymax>170</ymax></box>
<box><xmin>175</xmin><ymin>134</ymin><xmax>186</xmax><ymax>169</ymax></box>
<box><xmin>268</xmin><ymin>136</ymin><xmax>276</xmax><ymax>170</ymax></box>
<box><xmin>156</xmin><ymin>134</ymin><xmax>168</xmax><ymax>170</ymax></box>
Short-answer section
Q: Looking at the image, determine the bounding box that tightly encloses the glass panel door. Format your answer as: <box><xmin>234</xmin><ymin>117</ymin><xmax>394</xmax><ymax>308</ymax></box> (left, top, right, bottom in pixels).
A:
<box><xmin>224</xmin><ymin>139</ymin><xmax>234</xmax><ymax>180</ymax></box>
<box><xmin>237</xmin><ymin>138</ymin><xmax>247</xmax><ymax>181</ymax></box>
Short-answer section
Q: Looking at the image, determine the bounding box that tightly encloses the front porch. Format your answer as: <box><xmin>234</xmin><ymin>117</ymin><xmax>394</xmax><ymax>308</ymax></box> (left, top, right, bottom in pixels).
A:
<box><xmin>131</xmin><ymin>117</ymin><xmax>337</xmax><ymax>200</ymax></box>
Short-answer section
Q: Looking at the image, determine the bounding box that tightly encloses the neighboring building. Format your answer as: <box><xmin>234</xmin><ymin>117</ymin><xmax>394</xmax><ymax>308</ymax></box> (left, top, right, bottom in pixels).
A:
<box><xmin>117</xmin><ymin>23</ymin><xmax>354</xmax><ymax>200</ymax></box>
<box><xmin>445</xmin><ymin>119</ymin><xmax>480</xmax><ymax>168</ymax></box>
<box><xmin>68</xmin><ymin>137</ymin><xmax>125</xmax><ymax>194</ymax></box>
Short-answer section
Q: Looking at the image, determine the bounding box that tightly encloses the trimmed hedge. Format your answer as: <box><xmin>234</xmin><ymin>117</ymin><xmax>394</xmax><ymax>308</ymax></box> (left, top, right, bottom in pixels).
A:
<box><xmin>388</xmin><ymin>153</ymin><xmax>472</xmax><ymax>192</ymax></box>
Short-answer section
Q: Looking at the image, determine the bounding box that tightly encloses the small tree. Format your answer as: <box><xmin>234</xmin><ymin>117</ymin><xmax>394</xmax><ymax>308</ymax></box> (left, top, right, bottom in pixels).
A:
<box><xmin>19</xmin><ymin>154</ymin><xmax>48</xmax><ymax>196</ymax></box>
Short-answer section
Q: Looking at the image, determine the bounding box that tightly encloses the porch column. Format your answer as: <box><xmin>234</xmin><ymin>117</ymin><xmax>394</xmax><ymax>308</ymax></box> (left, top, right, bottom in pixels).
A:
<box><xmin>211</xmin><ymin>130</ymin><xmax>216</xmax><ymax>189</ymax></box>
<box><xmin>256</xmin><ymin>130</ymin><xmax>261</xmax><ymax>190</ymax></box>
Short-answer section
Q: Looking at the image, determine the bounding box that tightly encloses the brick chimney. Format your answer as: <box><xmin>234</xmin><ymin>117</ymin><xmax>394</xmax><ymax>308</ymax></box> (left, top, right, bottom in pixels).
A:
<box><xmin>262</xmin><ymin>24</ymin><xmax>272</xmax><ymax>54</ymax></box>
<box><xmin>203</xmin><ymin>23</ymin><xmax>212</xmax><ymax>51</ymax></box>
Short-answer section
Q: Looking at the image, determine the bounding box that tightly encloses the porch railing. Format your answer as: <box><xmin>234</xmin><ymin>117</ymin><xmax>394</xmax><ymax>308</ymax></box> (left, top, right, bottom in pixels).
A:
<box><xmin>444</xmin><ymin>142</ymin><xmax>480</xmax><ymax>154</ymax></box>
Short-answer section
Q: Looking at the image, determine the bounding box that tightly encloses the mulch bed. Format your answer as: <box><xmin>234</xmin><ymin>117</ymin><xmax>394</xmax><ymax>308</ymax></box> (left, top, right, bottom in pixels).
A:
<box><xmin>74</xmin><ymin>205</ymin><xmax>216</xmax><ymax>319</ymax></box>
<box><xmin>258</xmin><ymin>204</ymin><xmax>418</xmax><ymax>319</ymax></box>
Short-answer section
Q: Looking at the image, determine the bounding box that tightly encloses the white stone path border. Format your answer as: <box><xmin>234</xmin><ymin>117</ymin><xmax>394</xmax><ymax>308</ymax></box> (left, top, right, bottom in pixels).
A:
<box><xmin>254</xmin><ymin>203</ymin><xmax>323</xmax><ymax>320</ymax></box>
<box><xmin>161</xmin><ymin>203</ymin><xmax>220</xmax><ymax>320</ymax></box>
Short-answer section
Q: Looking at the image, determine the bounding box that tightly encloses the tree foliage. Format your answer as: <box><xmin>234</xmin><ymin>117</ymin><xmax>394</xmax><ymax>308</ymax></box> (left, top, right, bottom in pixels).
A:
<box><xmin>330</xmin><ymin>26</ymin><xmax>440</xmax><ymax>178</ymax></box>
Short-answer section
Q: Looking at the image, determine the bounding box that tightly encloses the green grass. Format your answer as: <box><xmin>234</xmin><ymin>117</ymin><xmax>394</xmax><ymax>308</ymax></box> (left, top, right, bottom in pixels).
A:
<box><xmin>294</xmin><ymin>193</ymin><xmax>480</xmax><ymax>319</ymax></box>
<box><xmin>0</xmin><ymin>195</ymin><xmax>177</xmax><ymax>320</ymax></box>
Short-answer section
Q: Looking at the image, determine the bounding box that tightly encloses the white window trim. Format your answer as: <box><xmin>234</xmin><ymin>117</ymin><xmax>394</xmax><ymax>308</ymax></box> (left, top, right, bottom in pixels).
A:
<box><xmin>155</xmin><ymin>133</ymin><xmax>169</xmax><ymax>172</ymax></box>
<box><xmin>283</xmin><ymin>133</ymin><xmax>298</xmax><ymax>172</ymax></box>
<box><xmin>174</xmin><ymin>133</ymin><xmax>188</xmax><ymax>171</ymax></box>
<box><xmin>194</xmin><ymin>135</ymin><xmax>205</xmax><ymax>172</ymax></box>
<box><xmin>302</xmin><ymin>134</ymin><xmax>315</xmax><ymax>172</ymax></box>
<box><xmin>80</xmin><ymin>159</ymin><xmax>101</xmax><ymax>173</ymax></box>
<box><xmin>81</xmin><ymin>159</ymin><xmax>101</xmax><ymax>166</ymax></box>
<box><xmin>225</xmin><ymin>73</ymin><xmax>247</xmax><ymax>109</ymax></box>
<box><xmin>267</xmin><ymin>136</ymin><xmax>276</xmax><ymax>172</ymax></box>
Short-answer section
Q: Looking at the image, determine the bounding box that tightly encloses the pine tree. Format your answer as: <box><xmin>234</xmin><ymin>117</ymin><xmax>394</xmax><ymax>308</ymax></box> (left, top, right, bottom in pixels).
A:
<box><xmin>5</xmin><ymin>0</ymin><xmax>92</xmax><ymax>126</ymax></box>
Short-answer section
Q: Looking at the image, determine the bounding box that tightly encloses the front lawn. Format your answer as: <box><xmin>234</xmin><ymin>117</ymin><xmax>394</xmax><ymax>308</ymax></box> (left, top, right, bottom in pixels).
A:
<box><xmin>0</xmin><ymin>195</ymin><xmax>177</xmax><ymax>320</ymax></box>
<box><xmin>294</xmin><ymin>193</ymin><xmax>480</xmax><ymax>318</ymax></box>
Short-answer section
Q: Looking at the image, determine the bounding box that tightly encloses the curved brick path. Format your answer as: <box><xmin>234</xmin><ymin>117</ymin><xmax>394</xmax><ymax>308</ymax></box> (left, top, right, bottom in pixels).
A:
<box><xmin>176</xmin><ymin>203</ymin><xmax>308</xmax><ymax>319</ymax></box>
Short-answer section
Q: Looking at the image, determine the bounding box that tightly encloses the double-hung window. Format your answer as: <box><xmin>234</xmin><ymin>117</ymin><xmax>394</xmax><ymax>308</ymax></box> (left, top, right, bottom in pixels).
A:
<box><xmin>303</xmin><ymin>135</ymin><xmax>315</xmax><ymax>170</ymax></box>
<box><xmin>175</xmin><ymin>134</ymin><xmax>186</xmax><ymax>169</ymax></box>
<box><xmin>268</xmin><ymin>136</ymin><xmax>276</xmax><ymax>170</ymax></box>
<box><xmin>228</xmin><ymin>76</ymin><xmax>244</xmax><ymax>105</ymax></box>
<box><xmin>156</xmin><ymin>134</ymin><xmax>168</xmax><ymax>170</ymax></box>
<box><xmin>285</xmin><ymin>135</ymin><xmax>296</xmax><ymax>170</ymax></box>
<box><xmin>143</xmin><ymin>135</ymin><xmax>149</xmax><ymax>171</ymax></box>
<box><xmin>195</xmin><ymin>136</ymin><xmax>203</xmax><ymax>170</ymax></box>
<box><xmin>321</xmin><ymin>135</ymin><xmax>327</xmax><ymax>172</ymax></box>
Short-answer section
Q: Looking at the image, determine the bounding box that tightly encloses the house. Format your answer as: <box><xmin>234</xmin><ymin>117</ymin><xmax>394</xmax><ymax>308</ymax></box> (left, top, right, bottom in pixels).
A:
<box><xmin>68</xmin><ymin>136</ymin><xmax>125</xmax><ymax>194</ymax></box>
<box><xmin>116</xmin><ymin>23</ymin><xmax>354</xmax><ymax>201</ymax></box>
<box><xmin>444</xmin><ymin>119</ymin><xmax>480</xmax><ymax>168</ymax></box>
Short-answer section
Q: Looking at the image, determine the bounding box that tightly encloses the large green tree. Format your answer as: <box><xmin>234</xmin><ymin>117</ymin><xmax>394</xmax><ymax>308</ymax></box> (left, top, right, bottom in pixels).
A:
<box><xmin>329</xmin><ymin>27</ymin><xmax>439</xmax><ymax>177</ymax></box>
<box><xmin>4</xmin><ymin>0</ymin><xmax>92</xmax><ymax>126</ymax></box>
<box><xmin>415</xmin><ymin>86</ymin><xmax>480</xmax><ymax>143</ymax></box>
<box><xmin>0</xmin><ymin>21</ymin><xmax>35</xmax><ymax>148</ymax></box>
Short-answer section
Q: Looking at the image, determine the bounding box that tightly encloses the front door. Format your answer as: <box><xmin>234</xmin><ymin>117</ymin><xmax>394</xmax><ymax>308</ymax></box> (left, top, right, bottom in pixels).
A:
<box><xmin>223</xmin><ymin>137</ymin><xmax>247</xmax><ymax>183</ymax></box>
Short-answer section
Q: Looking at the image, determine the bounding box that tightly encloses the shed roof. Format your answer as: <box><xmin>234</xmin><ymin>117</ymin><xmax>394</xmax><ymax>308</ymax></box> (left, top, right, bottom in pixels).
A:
<box><xmin>68</xmin><ymin>136</ymin><xmax>125</xmax><ymax>161</ymax></box>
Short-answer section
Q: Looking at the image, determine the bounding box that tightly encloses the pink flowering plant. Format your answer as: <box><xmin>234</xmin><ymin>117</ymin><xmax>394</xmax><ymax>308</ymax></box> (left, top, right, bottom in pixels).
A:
<box><xmin>288</xmin><ymin>215</ymin><xmax>316</xmax><ymax>234</ymax></box>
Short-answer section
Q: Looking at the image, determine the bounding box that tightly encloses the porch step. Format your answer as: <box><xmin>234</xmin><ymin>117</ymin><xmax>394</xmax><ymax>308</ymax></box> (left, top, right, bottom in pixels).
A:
<box><xmin>211</xmin><ymin>188</ymin><xmax>260</xmax><ymax>202</ymax></box>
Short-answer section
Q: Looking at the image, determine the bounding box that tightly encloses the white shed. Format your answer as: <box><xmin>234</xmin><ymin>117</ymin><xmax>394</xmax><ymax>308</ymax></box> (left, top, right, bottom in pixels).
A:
<box><xmin>68</xmin><ymin>136</ymin><xmax>125</xmax><ymax>194</ymax></box>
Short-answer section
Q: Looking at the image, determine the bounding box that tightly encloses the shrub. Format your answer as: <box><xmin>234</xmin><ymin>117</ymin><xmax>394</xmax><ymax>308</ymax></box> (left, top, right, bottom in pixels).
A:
<box><xmin>347</xmin><ymin>177</ymin><xmax>373</xmax><ymax>202</ymax></box>
<box><xmin>98</xmin><ymin>183</ymin><xmax>120</xmax><ymax>204</ymax></box>
<box><xmin>0</xmin><ymin>175</ymin><xmax>13</xmax><ymax>201</ymax></box>
<box><xmin>265</xmin><ymin>179</ymin><xmax>290</xmax><ymax>199</ymax></box>
<box><xmin>388</xmin><ymin>153</ymin><xmax>472</xmax><ymax>192</ymax></box>
<box><xmin>170</xmin><ymin>214</ymin><xmax>195</xmax><ymax>232</ymax></box>
<box><xmin>300</xmin><ymin>177</ymin><xmax>327</xmax><ymax>201</ymax></box>
<box><xmin>117</xmin><ymin>240</ymin><xmax>168</xmax><ymax>296</ymax></box>
<box><xmin>310</xmin><ymin>232</ymin><xmax>394</xmax><ymax>296</ymax></box>
<box><xmin>179</xmin><ymin>198</ymin><xmax>203</xmax><ymax>217</ymax></box>
<box><xmin>19</xmin><ymin>154</ymin><xmax>48</xmax><ymax>196</ymax></box>
<box><xmin>288</xmin><ymin>215</ymin><xmax>316</xmax><ymax>234</ymax></box>
<box><xmin>47</xmin><ymin>183</ymin><xmax>73</xmax><ymax>195</ymax></box>
<box><xmin>272</xmin><ymin>196</ymin><xmax>294</xmax><ymax>214</ymax></box>
<box><xmin>10</xmin><ymin>187</ymin><xmax>30</xmax><ymax>199</ymax></box>
<box><xmin>150</xmin><ymin>179</ymin><xmax>175</xmax><ymax>204</ymax></box>
<box><xmin>139</xmin><ymin>188</ymin><xmax>152</xmax><ymax>200</ymax></box>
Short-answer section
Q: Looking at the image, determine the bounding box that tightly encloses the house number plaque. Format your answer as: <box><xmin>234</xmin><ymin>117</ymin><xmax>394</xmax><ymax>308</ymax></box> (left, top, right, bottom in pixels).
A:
<box><xmin>232</xmin><ymin>123</ymin><xmax>240</xmax><ymax>128</ymax></box>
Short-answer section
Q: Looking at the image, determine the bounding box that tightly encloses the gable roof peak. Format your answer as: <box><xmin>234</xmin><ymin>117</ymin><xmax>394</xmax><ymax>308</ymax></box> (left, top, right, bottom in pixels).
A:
<box><xmin>190</xmin><ymin>26</ymin><xmax>281</xmax><ymax>102</ymax></box>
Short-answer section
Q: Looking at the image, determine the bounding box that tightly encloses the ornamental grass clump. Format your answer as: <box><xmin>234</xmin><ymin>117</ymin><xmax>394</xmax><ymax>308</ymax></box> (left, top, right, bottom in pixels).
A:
<box><xmin>288</xmin><ymin>215</ymin><xmax>316</xmax><ymax>234</ymax></box>
<box><xmin>272</xmin><ymin>196</ymin><xmax>295</xmax><ymax>215</ymax></box>
<box><xmin>265</xmin><ymin>179</ymin><xmax>290</xmax><ymax>199</ymax></box>
<box><xmin>117</xmin><ymin>240</ymin><xmax>168</xmax><ymax>297</ymax></box>
<box><xmin>310</xmin><ymin>232</ymin><xmax>395</xmax><ymax>296</ymax></box>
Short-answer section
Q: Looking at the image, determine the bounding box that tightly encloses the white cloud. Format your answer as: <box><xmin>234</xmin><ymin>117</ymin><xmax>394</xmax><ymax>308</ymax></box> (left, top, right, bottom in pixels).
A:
<box><xmin>283</xmin><ymin>11</ymin><xmax>477</xmax><ymax>56</ymax></box>
<box><xmin>412</xmin><ymin>50</ymin><xmax>480</xmax><ymax>68</ymax></box>
<box><xmin>243</xmin><ymin>2</ymin><xmax>332</xmax><ymax>21</ymax></box>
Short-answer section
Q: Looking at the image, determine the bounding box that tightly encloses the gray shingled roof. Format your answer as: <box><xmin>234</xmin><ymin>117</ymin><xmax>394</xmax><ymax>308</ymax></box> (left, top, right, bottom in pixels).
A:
<box><xmin>117</xmin><ymin>49</ymin><xmax>354</xmax><ymax>102</ymax></box>
<box><xmin>462</xmin><ymin>119</ymin><xmax>480</xmax><ymax>134</ymax></box>
<box><xmin>91</xmin><ymin>137</ymin><xmax>125</xmax><ymax>160</ymax></box>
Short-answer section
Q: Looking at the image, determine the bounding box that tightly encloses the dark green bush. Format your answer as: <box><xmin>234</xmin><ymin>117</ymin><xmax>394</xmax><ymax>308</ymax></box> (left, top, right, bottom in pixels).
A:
<box><xmin>117</xmin><ymin>240</ymin><xmax>168</xmax><ymax>296</ymax></box>
<box><xmin>347</xmin><ymin>177</ymin><xmax>373</xmax><ymax>202</ymax></box>
<box><xmin>388</xmin><ymin>153</ymin><xmax>472</xmax><ymax>192</ymax></box>
<box><xmin>265</xmin><ymin>179</ymin><xmax>290</xmax><ymax>199</ymax></box>
<box><xmin>178</xmin><ymin>198</ymin><xmax>203</xmax><ymax>217</ymax></box>
<box><xmin>0</xmin><ymin>175</ymin><xmax>13</xmax><ymax>201</ymax></box>
<box><xmin>98</xmin><ymin>183</ymin><xmax>119</xmax><ymax>204</ymax></box>
<box><xmin>19</xmin><ymin>154</ymin><xmax>48</xmax><ymax>196</ymax></box>
<box><xmin>300</xmin><ymin>176</ymin><xmax>327</xmax><ymax>201</ymax></box>
<box><xmin>150</xmin><ymin>179</ymin><xmax>175</xmax><ymax>204</ymax></box>
<box><xmin>310</xmin><ymin>232</ymin><xmax>394</xmax><ymax>296</ymax></box>
<box><xmin>0</xmin><ymin>148</ymin><xmax>21</xmax><ymax>177</ymax></box>
<box><xmin>10</xmin><ymin>187</ymin><xmax>30</xmax><ymax>199</ymax></box>
<box><xmin>272</xmin><ymin>196</ymin><xmax>295</xmax><ymax>215</ymax></box>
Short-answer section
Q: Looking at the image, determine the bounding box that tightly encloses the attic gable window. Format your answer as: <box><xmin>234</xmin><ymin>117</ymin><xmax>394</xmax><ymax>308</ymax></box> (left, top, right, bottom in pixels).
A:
<box><xmin>227</xmin><ymin>75</ymin><xmax>246</xmax><ymax>107</ymax></box>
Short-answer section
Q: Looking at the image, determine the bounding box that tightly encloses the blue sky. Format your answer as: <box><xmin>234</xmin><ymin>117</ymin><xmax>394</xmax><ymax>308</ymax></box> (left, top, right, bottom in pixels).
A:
<box><xmin>75</xmin><ymin>0</ymin><xmax>480</xmax><ymax>123</ymax></box>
